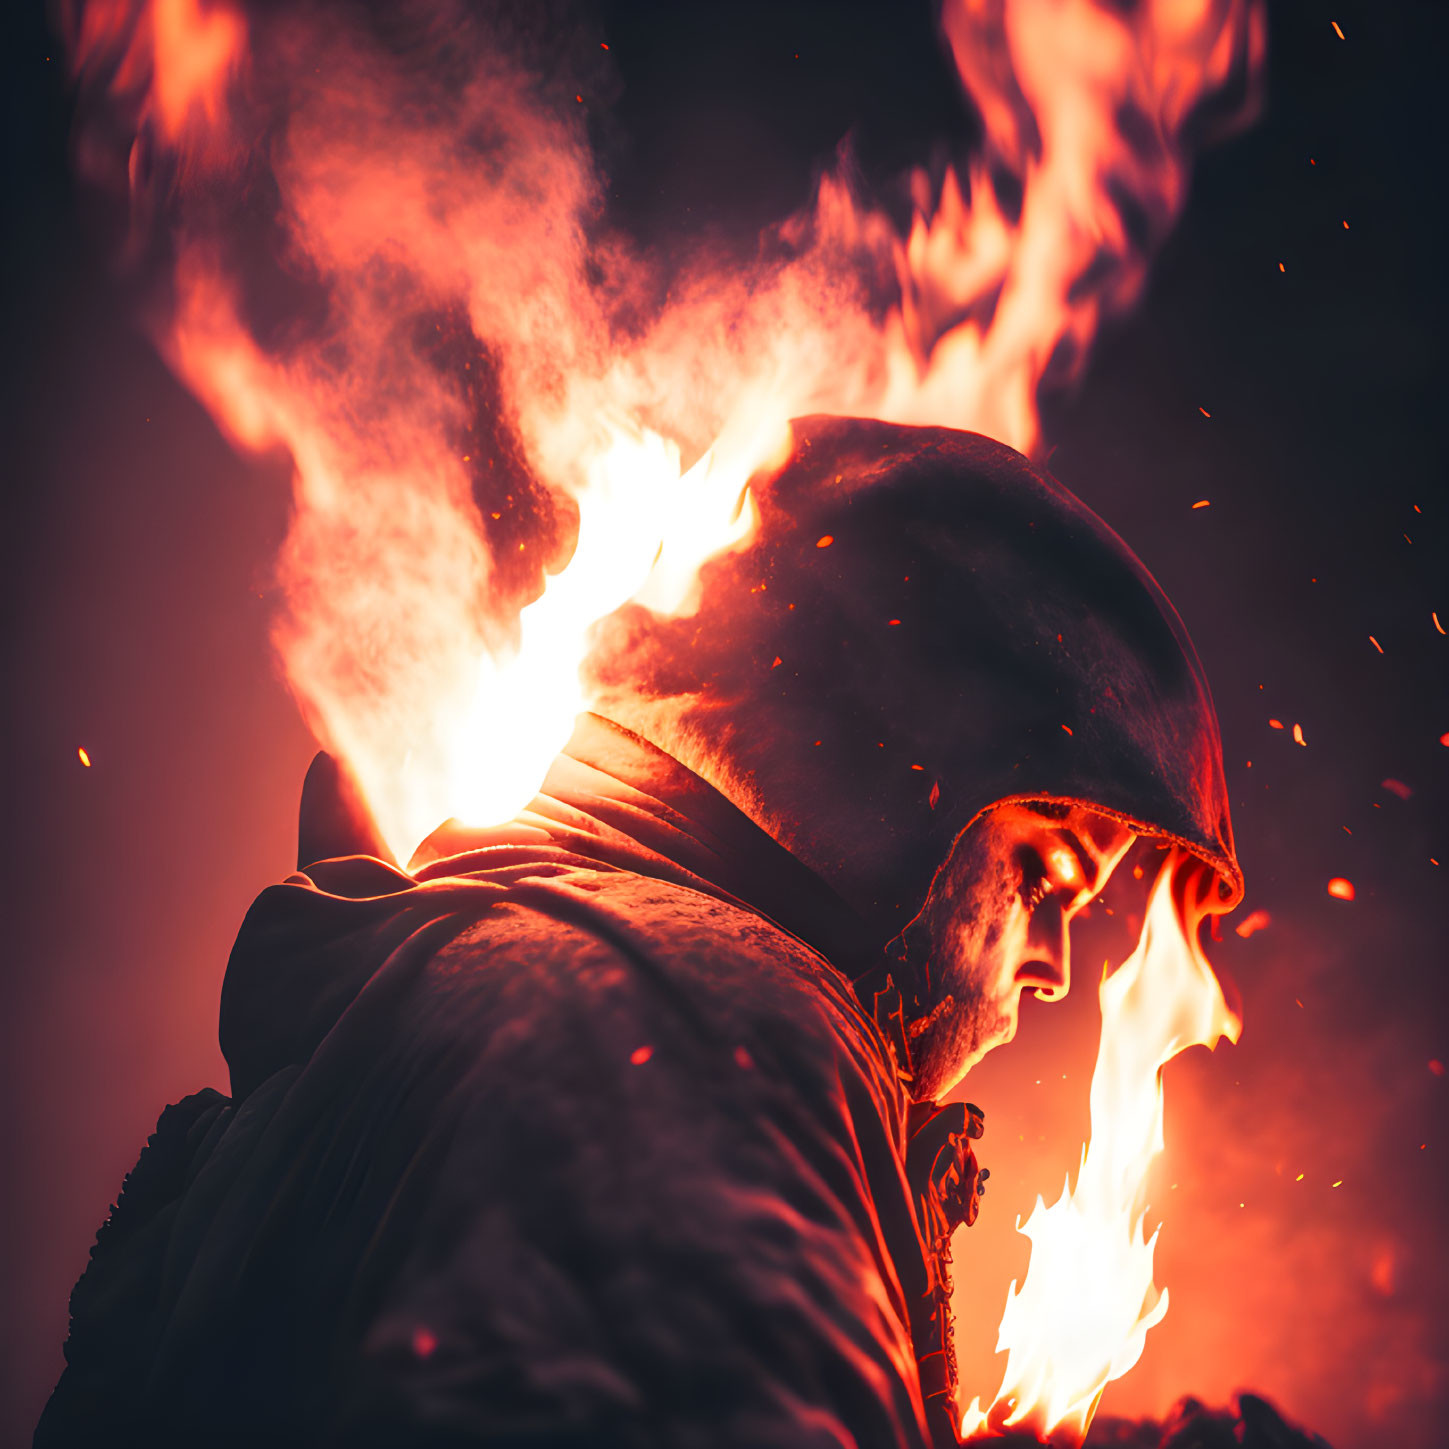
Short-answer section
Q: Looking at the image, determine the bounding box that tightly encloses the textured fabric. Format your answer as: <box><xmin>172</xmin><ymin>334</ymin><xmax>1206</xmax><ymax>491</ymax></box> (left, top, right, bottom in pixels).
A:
<box><xmin>38</xmin><ymin>722</ymin><xmax>945</xmax><ymax>1449</ymax></box>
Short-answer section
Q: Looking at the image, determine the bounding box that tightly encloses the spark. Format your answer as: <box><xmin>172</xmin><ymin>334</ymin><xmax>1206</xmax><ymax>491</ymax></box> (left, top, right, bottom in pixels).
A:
<box><xmin>1368</xmin><ymin>635</ymin><xmax>1383</xmax><ymax>653</ymax></box>
<box><xmin>1433</xmin><ymin>612</ymin><xmax>1444</xmax><ymax>634</ymax></box>
<box><xmin>1191</xmin><ymin>499</ymin><xmax>1211</xmax><ymax>509</ymax></box>
<box><xmin>1326</xmin><ymin>878</ymin><xmax>1355</xmax><ymax>901</ymax></box>
<box><xmin>1292</xmin><ymin>722</ymin><xmax>1306</xmax><ymax>745</ymax></box>
<box><xmin>1331</xmin><ymin>21</ymin><xmax>1345</xmax><ymax>40</ymax></box>
<box><xmin>815</xmin><ymin>535</ymin><xmax>834</xmax><ymax>549</ymax></box>
<box><xmin>1234</xmin><ymin>909</ymin><xmax>1271</xmax><ymax>939</ymax></box>
<box><xmin>1199</xmin><ymin>406</ymin><xmax>1212</xmax><ymax>418</ymax></box>
<box><xmin>629</xmin><ymin>1045</ymin><xmax>654</xmax><ymax>1066</ymax></box>
<box><xmin>77</xmin><ymin>746</ymin><xmax>92</xmax><ymax>767</ymax></box>
<box><xmin>1269</xmin><ymin>718</ymin><xmax>1284</xmax><ymax>730</ymax></box>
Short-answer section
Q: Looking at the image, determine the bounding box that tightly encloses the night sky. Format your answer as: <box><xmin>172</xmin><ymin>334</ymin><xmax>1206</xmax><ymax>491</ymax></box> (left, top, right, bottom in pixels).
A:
<box><xmin>2</xmin><ymin>4</ymin><xmax>1445</xmax><ymax>1448</ymax></box>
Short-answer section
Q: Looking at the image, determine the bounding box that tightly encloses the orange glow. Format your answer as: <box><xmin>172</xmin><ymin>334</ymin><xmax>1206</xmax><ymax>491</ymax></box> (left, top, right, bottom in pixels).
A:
<box><xmin>961</xmin><ymin>852</ymin><xmax>1240</xmax><ymax>1445</ymax></box>
<box><xmin>1327</xmin><ymin>877</ymin><xmax>1355</xmax><ymax>901</ymax></box>
<box><xmin>1370</xmin><ymin>1247</ymin><xmax>1397</xmax><ymax>1297</ymax></box>
<box><xmin>151</xmin><ymin>0</ymin><xmax>245</xmax><ymax>142</ymax></box>
<box><xmin>1292</xmin><ymin>723</ymin><xmax>1306</xmax><ymax>745</ymax></box>
<box><xmin>69</xmin><ymin>0</ymin><xmax>246</xmax><ymax>164</ymax></box>
<box><xmin>1433</xmin><ymin>611</ymin><xmax>1444</xmax><ymax>634</ymax></box>
<box><xmin>64</xmin><ymin>0</ymin><xmax>1265</xmax><ymax>864</ymax></box>
<box><xmin>1191</xmin><ymin>499</ymin><xmax>1210</xmax><ymax>509</ymax></box>
<box><xmin>1269</xmin><ymin>719</ymin><xmax>1284</xmax><ymax>730</ymax></box>
<box><xmin>1369</xmin><ymin>635</ymin><xmax>1383</xmax><ymax>653</ymax></box>
<box><xmin>77</xmin><ymin>746</ymin><xmax>92</xmax><ymax>767</ymax></box>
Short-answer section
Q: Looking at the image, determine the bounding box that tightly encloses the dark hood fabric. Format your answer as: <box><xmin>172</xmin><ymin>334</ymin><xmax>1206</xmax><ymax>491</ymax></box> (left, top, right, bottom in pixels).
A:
<box><xmin>588</xmin><ymin>416</ymin><xmax>1241</xmax><ymax>947</ymax></box>
<box><xmin>37</xmin><ymin>718</ymin><xmax>963</xmax><ymax>1449</ymax></box>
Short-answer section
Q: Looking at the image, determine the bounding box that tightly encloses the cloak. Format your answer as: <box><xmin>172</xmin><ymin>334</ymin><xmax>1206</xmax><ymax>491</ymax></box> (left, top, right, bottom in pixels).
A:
<box><xmin>37</xmin><ymin>716</ymin><xmax>968</xmax><ymax>1449</ymax></box>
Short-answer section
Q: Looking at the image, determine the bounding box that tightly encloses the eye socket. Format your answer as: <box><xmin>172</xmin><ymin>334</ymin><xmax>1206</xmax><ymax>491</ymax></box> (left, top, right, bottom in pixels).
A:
<box><xmin>1017</xmin><ymin>840</ymin><xmax>1088</xmax><ymax>912</ymax></box>
<box><xmin>1017</xmin><ymin>848</ymin><xmax>1054</xmax><ymax>911</ymax></box>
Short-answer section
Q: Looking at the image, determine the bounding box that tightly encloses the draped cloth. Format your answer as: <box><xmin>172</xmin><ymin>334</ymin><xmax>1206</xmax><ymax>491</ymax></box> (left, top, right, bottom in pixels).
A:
<box><xmin>37</xmin><ymin>717</ymin><xmax>954</xmax><ymax>1449</ymax></box>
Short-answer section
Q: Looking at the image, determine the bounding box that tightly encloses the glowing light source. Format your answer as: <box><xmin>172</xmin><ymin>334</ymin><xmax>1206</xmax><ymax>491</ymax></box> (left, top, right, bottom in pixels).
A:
<box><xmin>962</xmin><ymin>853</ymin><xmax>1240</xmax><ymax>1445</ymax></box>
<box><xmin>1326</xmin><ymin>877</ymin><xmax>1355</xmax><ymax>901</ymax></box>
<box><xmin>66</xmin><ymin>0</ymin><xmax>1266</xmax><ymax>865</ymax></box>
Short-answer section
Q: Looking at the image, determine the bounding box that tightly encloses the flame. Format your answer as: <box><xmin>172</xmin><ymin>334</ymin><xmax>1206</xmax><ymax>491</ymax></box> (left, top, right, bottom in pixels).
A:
<box><xmin>449</xmin><ymin>419</ymin><xmax>759</xmax><ymax>834</ymax></box>
<box><xmin>962</xmin><ymin>851</ymin><xmax>1241</xmax><ymax>1445</ymax></box>
<box><xmin>62</xmin><ymin>0</ymin><xmax>1263</xmax><ymax>864</ymax></box>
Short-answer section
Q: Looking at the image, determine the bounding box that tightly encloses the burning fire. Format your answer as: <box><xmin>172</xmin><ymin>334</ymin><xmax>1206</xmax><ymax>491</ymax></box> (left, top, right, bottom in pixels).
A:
<box><xmin>63</xmin><ymin>0</ymin><xmax>1263</xmax><ymax>863</ymax></box>
<box><xmin>962</xmin><ymin>852</ymin><xmax>1242</xmax><ymax>1444</ymax></box>
<box><xmin>450</xmin><ymin>418</ymin><xmax>761</xmax><ymax>829</ymax></box>
<box><xmin>64</xmin><ymin>0</ymin><xmax>1260</xmax><ymax>1434</ymax></box>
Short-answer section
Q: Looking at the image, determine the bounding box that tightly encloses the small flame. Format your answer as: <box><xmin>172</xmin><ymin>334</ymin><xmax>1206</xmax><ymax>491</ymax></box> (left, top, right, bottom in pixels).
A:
<box><xmin>962</xmin><ymin>852</ymin><xmax>1241</xmax><ymax>1445</ymax></box>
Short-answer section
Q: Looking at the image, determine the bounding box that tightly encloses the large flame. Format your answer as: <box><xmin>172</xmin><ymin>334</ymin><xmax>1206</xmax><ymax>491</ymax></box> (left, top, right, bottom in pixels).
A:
<box><xmin>961</xmin><ymin>851</ymin><xmax>1242</xmax><ymax>1445</ymax></box>
<box><xmin>62</xmin><ymin>0</ymin><xmax>1262</xmax><ymax>864</ymax></box>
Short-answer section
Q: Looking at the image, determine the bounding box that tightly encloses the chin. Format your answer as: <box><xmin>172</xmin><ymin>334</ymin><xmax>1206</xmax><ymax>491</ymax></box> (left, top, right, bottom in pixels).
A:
<box><xmin>909</xmin><ymin>1001</ymin><xmax>1014</xmax><ymax>1101</ymax></box>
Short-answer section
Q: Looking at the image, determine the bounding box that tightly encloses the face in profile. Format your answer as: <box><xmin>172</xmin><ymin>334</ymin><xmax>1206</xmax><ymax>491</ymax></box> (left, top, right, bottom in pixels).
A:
<box><xmin>899</xmin><ymin>803</ymin><xmax>1136</xmax><ymax>1100</ymax></box>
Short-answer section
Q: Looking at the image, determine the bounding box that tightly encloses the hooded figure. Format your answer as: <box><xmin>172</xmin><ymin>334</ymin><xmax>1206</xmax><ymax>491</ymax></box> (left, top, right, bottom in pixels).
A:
<box><xmin>37</xmin><ymin>418</ymin><xmax>1241</xmax><ymax>1449</ymax></box>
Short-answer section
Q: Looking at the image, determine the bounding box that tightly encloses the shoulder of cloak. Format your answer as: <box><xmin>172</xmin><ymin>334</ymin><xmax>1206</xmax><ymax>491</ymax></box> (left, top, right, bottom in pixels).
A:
<box><xmin>218</xmin><ymin>851</ymin><xmax>896</xmax><ymax>1115</ymax></box>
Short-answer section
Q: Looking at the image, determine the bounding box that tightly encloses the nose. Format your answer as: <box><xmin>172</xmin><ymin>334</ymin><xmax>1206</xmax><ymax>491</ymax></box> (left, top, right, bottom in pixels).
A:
<box><xmin>1016</xmin><ymin>896</ymin><xmax>1071</xmax><ymax>1001</ymax></box>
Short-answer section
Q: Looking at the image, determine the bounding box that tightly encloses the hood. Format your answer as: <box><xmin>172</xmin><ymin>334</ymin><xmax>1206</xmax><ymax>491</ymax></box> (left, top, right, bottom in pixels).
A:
<box><xmin>585</xmin><ymin>415</ymin><xmax>1241</xmax><ymax>947</ymax></box>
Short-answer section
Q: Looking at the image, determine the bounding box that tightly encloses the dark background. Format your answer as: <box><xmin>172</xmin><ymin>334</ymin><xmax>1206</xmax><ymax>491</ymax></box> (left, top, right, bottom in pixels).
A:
<box><xmin>2</xmin><ymin>3</ymin><xmax>1445</xmax><ymax>1447</ymax></box>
